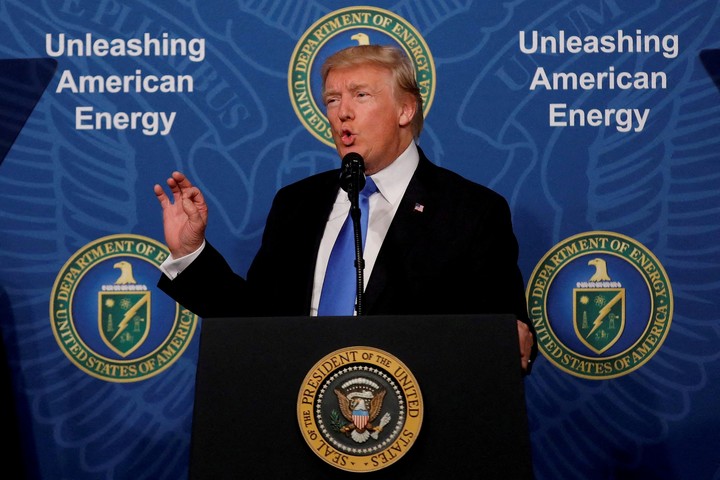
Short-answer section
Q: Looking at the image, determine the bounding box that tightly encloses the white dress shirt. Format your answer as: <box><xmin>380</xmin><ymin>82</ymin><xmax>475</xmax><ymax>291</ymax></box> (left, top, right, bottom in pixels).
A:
<box><xmin>310</xmin><ymin>141</ymin><xmax>419</xmax><ymax>315</ymax></box>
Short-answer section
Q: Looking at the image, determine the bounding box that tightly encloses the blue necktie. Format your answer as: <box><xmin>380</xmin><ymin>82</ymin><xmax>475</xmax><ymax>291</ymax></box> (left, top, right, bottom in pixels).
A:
<box><xmin>318</xmin><ymin>177</ymin><xmax>377</xmax><ymax>316</ymax></box>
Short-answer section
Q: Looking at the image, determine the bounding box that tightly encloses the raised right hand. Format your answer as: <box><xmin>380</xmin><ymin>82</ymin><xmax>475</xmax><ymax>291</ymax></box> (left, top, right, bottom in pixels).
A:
<box><xmin>154</xmin><ymin>171</ymin><xmax>208</xmax><ymax>259</ymax></box>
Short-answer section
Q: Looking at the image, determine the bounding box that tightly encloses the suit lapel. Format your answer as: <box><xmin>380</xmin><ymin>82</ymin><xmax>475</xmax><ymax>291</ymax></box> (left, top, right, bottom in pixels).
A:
<box><xmin>363</xmin><ymin>153</ymin><xmax>437</xmax><ymax>312</ymax></box>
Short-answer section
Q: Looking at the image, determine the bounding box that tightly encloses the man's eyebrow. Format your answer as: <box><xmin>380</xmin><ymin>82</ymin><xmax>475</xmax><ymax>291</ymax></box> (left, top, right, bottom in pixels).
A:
<box><xmin>323</xmin><ymin>81</ymin><xmax>378</xmax><ymax>103</ymax></box>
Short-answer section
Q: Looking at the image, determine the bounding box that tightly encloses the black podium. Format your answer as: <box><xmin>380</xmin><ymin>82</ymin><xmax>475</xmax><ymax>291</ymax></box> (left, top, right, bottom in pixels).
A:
<box><xmin>189</xmin><ymin>314</ymin><xmax>533</xmax><ymax>479</ymax></box>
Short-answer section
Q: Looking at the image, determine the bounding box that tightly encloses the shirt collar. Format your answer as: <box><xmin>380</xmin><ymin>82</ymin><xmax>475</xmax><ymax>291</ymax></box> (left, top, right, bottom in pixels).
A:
<box><xmin>368</xmin><ymin>141</ymin><xmax>419</xmax><ymax>206</ymax></box>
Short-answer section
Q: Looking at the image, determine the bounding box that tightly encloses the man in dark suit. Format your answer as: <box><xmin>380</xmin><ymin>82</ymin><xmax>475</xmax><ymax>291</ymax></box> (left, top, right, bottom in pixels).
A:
<box><xmin>154</xmin><ymin>45</ymin><xmax>536</xmax><ymax>372</ymax></box>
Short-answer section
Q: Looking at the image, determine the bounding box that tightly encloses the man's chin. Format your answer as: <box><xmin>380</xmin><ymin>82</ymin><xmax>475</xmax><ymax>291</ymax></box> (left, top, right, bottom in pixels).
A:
<box><xmin>337</xmin><ymin>146</ymin><xmax>361</xmax><ymax>159</ymax></box>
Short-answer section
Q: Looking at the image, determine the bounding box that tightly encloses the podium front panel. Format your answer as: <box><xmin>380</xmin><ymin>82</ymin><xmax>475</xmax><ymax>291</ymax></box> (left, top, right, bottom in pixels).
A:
<box><xmin>189</xmin><ymin>314</ymin><xmax>533</xmax><ymax>479</ymax></box>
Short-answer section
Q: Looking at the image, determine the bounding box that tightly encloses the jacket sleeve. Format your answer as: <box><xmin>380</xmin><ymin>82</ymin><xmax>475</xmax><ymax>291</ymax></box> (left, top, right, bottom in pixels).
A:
<box><xmin>157</xmin><ymin>241</ymin><xmax>253</xmax><ymax>318</ymax></box>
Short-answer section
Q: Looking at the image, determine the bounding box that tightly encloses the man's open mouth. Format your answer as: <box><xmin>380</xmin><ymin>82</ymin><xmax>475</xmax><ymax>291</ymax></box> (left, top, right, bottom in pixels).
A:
<box><xmin>341</xmin><ymin>129</ymin><xmax>354</xmax><ymax>145</ymax></box>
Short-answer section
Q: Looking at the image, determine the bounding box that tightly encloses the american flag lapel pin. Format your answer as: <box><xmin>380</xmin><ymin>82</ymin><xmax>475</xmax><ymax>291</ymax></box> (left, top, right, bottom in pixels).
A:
<box><xmin>414</xmin><ymin>203</ymin><xmax>424</xmax><ymax>213</ymax></box>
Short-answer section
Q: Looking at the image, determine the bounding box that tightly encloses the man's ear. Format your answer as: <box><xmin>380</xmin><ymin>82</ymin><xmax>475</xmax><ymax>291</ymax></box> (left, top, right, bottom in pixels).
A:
<box><xmin>398</xmin><ymin>96</ymin><xmax>417</xmax><ymax>127</ymax></box>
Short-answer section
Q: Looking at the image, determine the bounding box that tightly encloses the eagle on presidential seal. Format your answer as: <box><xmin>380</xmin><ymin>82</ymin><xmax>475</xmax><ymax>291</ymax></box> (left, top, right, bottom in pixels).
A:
<box><xmin>334</xmin><ymin>377</ymin><xmax>391</xmax><ymax>443</ymax></box>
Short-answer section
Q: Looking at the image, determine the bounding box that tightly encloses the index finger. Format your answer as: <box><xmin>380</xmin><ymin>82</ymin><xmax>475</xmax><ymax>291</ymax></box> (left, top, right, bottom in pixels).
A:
<box><xmin>154</xmin><ymin>183</ymin><xmax>172</xmax><ymax>208</ymax></box>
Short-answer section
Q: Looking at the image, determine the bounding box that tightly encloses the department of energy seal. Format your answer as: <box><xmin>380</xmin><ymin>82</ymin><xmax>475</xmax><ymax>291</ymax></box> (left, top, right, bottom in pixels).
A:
<box><xmin>50</xmin><ymin>234</ymin><xmax>198</xmax><ymax>382</ymax></box>
<box><xmin>288</xmin><ymin>6</ymin><xmax>435</xmax><ymax>147</ymax></box>
<box><xmin>297</xmin><ymin>346</ymin><xmax>423</xmax><ymax>472</ymax></box>
<box><xmin>527</xmin><ymin>231</ymin><xmax>673</xmax><ymax>379</ymax></box>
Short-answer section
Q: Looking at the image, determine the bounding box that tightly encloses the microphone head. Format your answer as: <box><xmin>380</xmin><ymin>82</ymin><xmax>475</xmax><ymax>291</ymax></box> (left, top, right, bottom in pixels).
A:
<box><xmin>340</xmin><ymin>152</ymin><xmax>366</xmax><ymax>193</ymax></box>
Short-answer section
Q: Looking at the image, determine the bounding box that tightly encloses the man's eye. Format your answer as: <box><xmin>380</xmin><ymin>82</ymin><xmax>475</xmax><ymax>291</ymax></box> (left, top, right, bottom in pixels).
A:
<box><xmin>325</xmin><ymin>97</ymin><xmax>338</xmax><ymax>106</ymax></box>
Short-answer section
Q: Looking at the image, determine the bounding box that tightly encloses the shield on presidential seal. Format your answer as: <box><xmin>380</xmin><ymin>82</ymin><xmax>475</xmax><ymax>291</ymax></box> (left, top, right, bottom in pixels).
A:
<box><xmin>352</xmin><ymin>410</ymin><xmax>369</xmax><ymax>430</ymax></box>
<box><xmin>99</xmin><ymin>291</ymin><xmax>151</xmax><ymax>357</ymax></box>
<box><xmin>573</xmin><ymin>288</ymin><xmax>625</xmax><ymax>354</ymax></box>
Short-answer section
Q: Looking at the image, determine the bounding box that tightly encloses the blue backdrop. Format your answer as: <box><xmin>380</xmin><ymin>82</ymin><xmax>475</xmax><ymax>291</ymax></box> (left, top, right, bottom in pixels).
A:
<box><xmin>1</xmin><ymin>1</ymin><xmax>719</xmax><ymax>478</ymax></box>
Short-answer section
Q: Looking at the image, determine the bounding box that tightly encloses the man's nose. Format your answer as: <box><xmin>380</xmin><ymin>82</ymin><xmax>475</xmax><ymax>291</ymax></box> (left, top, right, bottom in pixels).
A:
<box><xmin>338</xmin><ymin>99</ymin><xmax>353</xmax><ymax>121</ymax></box>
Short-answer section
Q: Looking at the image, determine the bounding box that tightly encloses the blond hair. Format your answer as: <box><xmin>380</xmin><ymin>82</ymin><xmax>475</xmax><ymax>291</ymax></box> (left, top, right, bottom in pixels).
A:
<box><xmin>321</xmin><ymin>45</ymin><xmax>424</xmax><ymax>139</ymax></box>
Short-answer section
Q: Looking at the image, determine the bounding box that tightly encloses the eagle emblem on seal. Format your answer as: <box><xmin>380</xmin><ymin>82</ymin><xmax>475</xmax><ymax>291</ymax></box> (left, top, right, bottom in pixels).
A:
<box><xmin>334</xmin><ymin>377</ymin><xmax>392</xmax><ymax>443</ymax></box>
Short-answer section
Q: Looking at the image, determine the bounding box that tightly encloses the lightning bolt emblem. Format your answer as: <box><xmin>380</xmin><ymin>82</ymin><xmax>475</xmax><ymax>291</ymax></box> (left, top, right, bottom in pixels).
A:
<box><xmin>585</xmin><ymin>290</ymin><xmax>625</xmax><ymax>339</ymax></box>
<box><xmin>111</xmin><ymin>294</ymin><xmax>149</xmax><ymax>341</ymax></box>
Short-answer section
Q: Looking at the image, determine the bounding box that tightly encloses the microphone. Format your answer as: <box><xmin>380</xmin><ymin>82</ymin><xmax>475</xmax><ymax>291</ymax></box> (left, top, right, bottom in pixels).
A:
<box><xmin>339</xmin><ymin>152</ymin><xmax>366</xmax><ymax>194</ymax></box>
<box><xmin>338</xmin><ymin>152</ymin><xmax>368</xmax><ymax>315</ymax></box>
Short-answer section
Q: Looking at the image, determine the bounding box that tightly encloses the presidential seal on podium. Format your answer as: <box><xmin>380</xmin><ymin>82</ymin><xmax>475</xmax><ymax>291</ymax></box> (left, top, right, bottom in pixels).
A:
<box><xmin>297</xmin><ymin>346</ymin><xmax>423</xmax><ymax>472</ymax></box>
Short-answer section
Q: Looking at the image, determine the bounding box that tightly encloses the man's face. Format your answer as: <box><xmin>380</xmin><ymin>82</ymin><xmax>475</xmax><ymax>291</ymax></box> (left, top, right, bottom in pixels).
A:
<box><xmin>323</xmin><ymin>65</ymin><xmax>414</xmax><ymax>175</ymax></box>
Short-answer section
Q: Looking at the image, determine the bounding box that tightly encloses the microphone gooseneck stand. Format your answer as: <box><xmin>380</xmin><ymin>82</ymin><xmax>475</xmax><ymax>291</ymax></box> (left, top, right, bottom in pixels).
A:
<box><xmin>340</xmin><ymin>152</ymin><xmax>367</xmax><ymax>316</ymax></box>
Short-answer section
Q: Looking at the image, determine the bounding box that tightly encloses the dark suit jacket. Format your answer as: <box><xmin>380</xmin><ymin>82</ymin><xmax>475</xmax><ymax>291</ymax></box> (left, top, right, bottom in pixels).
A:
<box><xmin>159</xmin><ymin>149</ymin><xmax>535</xmax><ymax>361</ymax></box>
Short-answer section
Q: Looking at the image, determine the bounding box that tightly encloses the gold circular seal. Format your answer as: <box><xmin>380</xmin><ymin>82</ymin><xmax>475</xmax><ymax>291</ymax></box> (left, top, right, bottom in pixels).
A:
<box><xmin>527</xmin><ymin>231</ymin><xmax>673</xmax><ymax>379</ymax></box>
<box><xmin>297</xmin><ymin>346</ymin><xmax>423</xmax><ymax>472</ymax></box>
<box><xmin>288</xmin><ymin>6</ymin><xmax>436</xmax><ymax>148</ymax></box>
<box><xmin>49</xmin><ymin>234</ymin><xmax>198</xmax><ymax>382</ymax></box>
